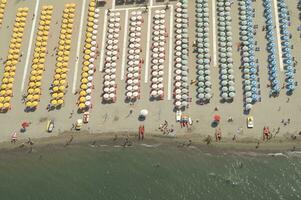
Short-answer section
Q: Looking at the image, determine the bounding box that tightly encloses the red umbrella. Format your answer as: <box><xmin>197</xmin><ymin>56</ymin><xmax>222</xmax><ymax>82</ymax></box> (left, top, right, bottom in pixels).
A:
<box><xmin>22</xmin><ymin>122</ymin><xmax>30</xmax><ymax>128</ymax></box>
<box><xmin>213</xmin><ymin>115</ymin><xmax>221</xmax><ymax>121</ymax></box>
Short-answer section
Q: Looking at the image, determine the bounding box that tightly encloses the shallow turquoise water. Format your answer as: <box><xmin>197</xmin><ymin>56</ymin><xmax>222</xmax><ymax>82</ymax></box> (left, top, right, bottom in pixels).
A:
<box><xmin>0</xmin><ymin>145</ymin><xmax>300</xmax><ymax>200</ymax></box>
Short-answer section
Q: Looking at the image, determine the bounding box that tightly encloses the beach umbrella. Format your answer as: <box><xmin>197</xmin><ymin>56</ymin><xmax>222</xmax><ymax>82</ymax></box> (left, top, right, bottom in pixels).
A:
<box><xmin>213</xmin><ymin>114</ymin><xmax>221</xmax><ymax>122</ymax></box>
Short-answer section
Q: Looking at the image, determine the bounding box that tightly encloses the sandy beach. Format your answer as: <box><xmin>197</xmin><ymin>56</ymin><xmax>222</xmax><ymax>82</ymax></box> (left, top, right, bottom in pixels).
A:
<box><xmin>0</xmin><ymin>0</ymin><xmax>300</xmax><ymax>151</ymax></box>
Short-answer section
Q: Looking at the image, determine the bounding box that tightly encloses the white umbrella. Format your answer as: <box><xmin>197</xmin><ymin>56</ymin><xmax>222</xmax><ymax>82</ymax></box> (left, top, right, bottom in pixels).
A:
<box><xmin>103</xmin><ymin>93</ymin><xmax>109</xmax><ymax>99</ymax></box>
<box><xmin>140</xmin><ymin>109</ymin><xmax>149</xmax><ymax>116</ymax></box>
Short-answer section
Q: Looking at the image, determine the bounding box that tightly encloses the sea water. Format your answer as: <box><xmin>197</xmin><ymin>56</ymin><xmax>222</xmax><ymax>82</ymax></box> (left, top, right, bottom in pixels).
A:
<box><xmin>0</xmin><ymin>144</ymin><xmax>300</xmax><ymax>200</ymax></box>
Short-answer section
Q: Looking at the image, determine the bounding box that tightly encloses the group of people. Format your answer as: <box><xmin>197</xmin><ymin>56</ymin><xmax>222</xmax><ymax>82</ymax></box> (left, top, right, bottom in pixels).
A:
<box><xmin>159</xmin><ymin>120</ymin><xmax>174</xmax><ymax>135</ymax></box>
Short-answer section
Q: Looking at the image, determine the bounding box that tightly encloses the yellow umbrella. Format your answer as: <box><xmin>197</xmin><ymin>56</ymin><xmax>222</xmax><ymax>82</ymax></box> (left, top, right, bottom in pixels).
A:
<box><xmin>64</xmin><ymin>8</ymin><xmax>69</xmax><ymax>13</ymax></box>
<box><xmin>28</xmin><ymin>82</ymin><xmax>35</xmax><ymax>87</ymax></box>
<box><xmin>37</xmin><ymin>64</ymin><xmax>44</xmax><ymax>70</ymax></box>
<box><xmin>54</xmin><ymin>74</ymin><xmax>60</xmax><ymax>80</ymax></box>
<box><xmin>53</xmin><ymin>80</ymin><xmax>59</xmax><ymax>85</ymax></box>
<box><xmin>65</xmin><ymin>39</ymin><xmax>71</xmax><ymax>45</ymax></box>
<box><xmin>79</xmin><ymin>97</ymin><xmax>85</xmax><ymax>102</ymax></box>
<box><xmin>67</xmin><ymin>23</ymin><xmax>73</xmax><ymax>29</ymax></box>
<box><xmin>89</xmin><ymin>2</ymin><xmax>95</xmax><ymax>7</ymax></box>
<box><xmin>40</xmin><ymin>52</ymin><xmax>46</xmax><ymax>58</ymax></box>
<box><xmin>82</xmin><ymin>66</ymin><xmax>89</xmax><ymax>72</ymax></box>
<box><xmin>66</xmin><ymin>29</ymin><xmax>72</xmax><ymax>34</ymax></box>
<box><xmin>80</xmin><ymin>90</ymin><xmax>86</xmax><ymax>96</ymax></box>
<box><xmin>64</xmin><ymin>50</ymin><xmax>70</xmax><ymax>56</ymax></box>
<box><xmin>30</xmin><ymin>76</ymin><xmax>36</xmax><ymax>81</ymax></box>
<box><xmin>30</xmin><ymin>70</ymin><xmax>37</xmax><ymax>76</ymax></box>
<box><xmin>4</xmin><ymin>66</ymin><xmax>11</xmax><ymax>72</ymax></box>
<box><xmin>33</xmin><ymin>94</ymin><xmax>40</xmax><ymax>100</ymax></box>
<box><xmin>58</xmin><ymin>45</ymin><xmax>64</xmax><ymax>51</ymax></box>
<box><xmin>89</xmin><ymin>6</ymin><xmax>95</xmax><ymax>12</ymax></box>
<box><xmin>36</xmin><ymin>76</ymin><xmax>42</xmax><ymax>81</ymax></box>
<box><xmin>33</xmin><ymin>58</ymin><xmax>39</xmax><ymax>64</ymax></box>
<box><xmin>56</xmin><ymin>62</ymin><xmax>62</xmax><ymax>67</ymax></box>
<box><xmin>59</xmin><ymin>79</ymin><xmax>66</xmax><ymax>85</ymax></box>
<box><xmin>6</xmin><ymin>60</ymin><xmax>12</xmax><ymax>66</ymax></box>
<box><xmin>16</xmin><ymin>38</ymin><xmax>22</xmax><ymax>44</ymax></box>
<box><xmin>18</xmin><ymin>27</ymin><xmax>24</xmax><ymax>32</ymax></box>
<box><xmin>81</xmin><ymin>78</ymin><xmax>88</xmax><ymax>84</ymax></box>
<box><xmin>35</xmin><ymin>82</ymin><xmax>41</xmax><ymax>87</ymax></box>
<box><xmin>60</xmin><ymin>29</ymin><xmax>66</xmax><ymax>34</ymax></box>
<box><xmin>0</xmin><ymin>103</ymin><xmax>3</xmax><ymax>109</ymax></box>
<box><xmin>9</xmin><ymin>49</ymin><xmax>15</xmax><ymax>55</ymax></box>
<box><xmin>11</xmin><ymin>60</ymin><xmax>18</xmax><ymax>66</ymax></box>
<box><xmin>4</xmin><ymin>96</ymin><xmax>10</xmax><ymax>102</ymax></box>
<box><xmin>43</xmin><ymin>31</ymin><xmax>49</xmax><ymax>36</ymax></box>
<box><xmin>61</xmin><ymin>73</ymin><xmax>67</xmax><ymax>79</ymax></box>
<box><xmin>62</xmin><ymin>62</ymin><xmax>68</xmax><ymax>67</ymax></box>
<box><xmin>7</xmin><ymin>83</ymin><xmax>13</xmax><ymax>89</ymax></box>
<box><xmin>82</xmin><ymin>72</ymin><xmax>88</xmax><ymax>78</ymax></box>
<box><xmin>26</xmin><ymin>101</ymin><xmax>32</xmax><ymax>107</ymax></box>
<box><xmin>58</xmin><ymin>92</ymin><xmax>64</xmax><ymax>98</ymax></box>
<box><xmin>6</xmin><ymin>90</ymin><xmax>12</xmax><ymax>96</ymax></box>
<box><xmin>31</xmin><ymin>64</ymin><xmax>38</xmax><ymax>70</ymax></box>
<box><xmin>84</xmin><ymin>54</ymin><xmax>90</xmax><ymax>60</ymax></box>
<box><xmin>57</xmin><ymin>99</ymin><xmax>64</xmax><ymax>105</ymax></box>
<box><xmin>56</xmin><ymin>68</ymin><xmax>62</xmax><ymax>74</ymax></box>
<box><xmin>9</xmin><ymin>74</ymin><xmax>15</xmax><ymax>79</ymax></box>
<box><xmin>64</xmin><ymin>45</ymin><xmax>71</xmax><ymax>50</ymax></box>
<box><xmin>52</xmin><ymin>93</ymin><xmax>58</xmax><ymax>98</ymax></box>
<box><xmin>86</xmin><ymin>32</ymin><xmax>92</xmax><ymax>38</ymax></box>
<box><xmin>85</xmin><ymin>38</ymin><xmax>92</xmax><ymax>44</ymax></box>
<box><xmin>59</xmin><ymin>86</ymin><xmax>65</xmax><ymax>91</ymax></box>
<box><xmin>69</xmin><ymin>13</ymin><xmax>75</xmax><ymax>18</ymax></box>
<box><xmin>13</xmin><ymin>53</ymin><xmax>19</xmax><ymax>59</ymax></box>
<box><xmin>2</xmin><ymin>102</ymin><xmax>9</xmax><ymax>109</ymax></box>
<box><xmin>3</xmin><ymin>72</ymin><xmax>9</xmax><ymax>77</ymax></box>
<box><xmin>85</xmin><ymin>43</ymin><xmax>92</xmax><ymax>49</ymax></box>
<box><xmin>0</xmin><ymin>97</ymin><xmax>4</xmax><ymax>102</ymax></box>
<box><xmin>88</xmin><ymin>12</ymin><xmax>94</xmax><ymax>17</ymax></box>
<box><xmin>61</xmin><ymin>24</ymin><xmax>67</xmax><ymax>29</ymax></box>
<box><xmin>27</xmin><ymin>89</ymin><xmax>34</xmax><ymax>94</ymax></box>
<box><xmin>33</xmin><ymin>52</ymin><xmax>39</xmax><ymax>58</ymax></box>
<box><xmin>63</xmin><ymin>56</ymin><xmax>69</xmax><ymax>62</ymax></box>
<box><xmin>1</xmin><ymin>84</ymin><xmax>6</xmax><ymax>89</ymax></box>
<box><xmin>0</xmin><ymin>90</ymin><xmax>5</xmax><ymax>96</ymax></box>
<box><xmin>80</xmin><ymin>84</ymin><xmax>87</xmax><ymax>90</ymax></box>
<box><xmin>46</xmin><ymin>15</ymin><xmax>51</xmax><ymax>20</ymax></box>
<box><xmin>53</xmin><ymin>86</ymin><xmax>58</xmax><ymax>92</ymax></box>
<box><xmin>61</xmin><ymin>68</ymin><xmax>68</xmax><ymax>73</ymax></box>
<box><xmin>85</xmin><ymin>49</ymin><xmax>91</xmax><ymax>54</ymax></box>
<box><xmin>40</xmin><ymin>47</ymin><xmax>46</xmax><ymax>52</ymax></box>
<box><xmin>87</xmin><ymin>22</ymin><xmax>93</xmax><ymax>27</ymax></box>
<box><xmin>58</xmin><ymin>51</ymin><xmax>64</xmax><ymax>56</ymax></box>
<box><xmin>57</xmin><ymin>56</ymin><xmax>63</xmax><ymax>62</ymax></box>
<box><xmin>68</xmin><ymin>18</ymin><xmax>74</xmax><ymax>23</ymax></box>
<box><xmin>51</xmin><ymin>99</ymin><xmax>57</xmax><ymax>105</ymax></box>
<box><xmin>32</xmin><ymin>101</ymin><xmax>38</xmax><ymax>107</ymax></box>
<box><xmin>2</xmin><ymin>78</ymin><xmax>8</xmax><ymax>84</ymax></box>
<box><xmin>79</xmin><ymin>103</ymin><xmax>85</xmax><ymax>109</ymax></box>
<box><xmin>34</xmin><ymin>88</ymin><xmax>40</xmax><ymax>94</ymax></box>
<box><xmin>83</xmin><ymin>61</ymin><xmax>89</xmax><ymax>67</ymax></box>
<box><xmin>37</xmin><ymin>57</ymin><xmax>44</xmax><ymax>64</ymax></box>
<box><xmin>38</xmin><ymin>26</ymin><xmax>44</xmax><ymax>31</ymax></box>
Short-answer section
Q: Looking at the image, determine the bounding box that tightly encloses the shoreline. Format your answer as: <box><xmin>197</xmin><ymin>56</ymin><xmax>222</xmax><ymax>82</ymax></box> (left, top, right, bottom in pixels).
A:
<box><xmin>1</xmin><ymin>131</ymin><xmax>300</xmax><ymax>155</ymax></box>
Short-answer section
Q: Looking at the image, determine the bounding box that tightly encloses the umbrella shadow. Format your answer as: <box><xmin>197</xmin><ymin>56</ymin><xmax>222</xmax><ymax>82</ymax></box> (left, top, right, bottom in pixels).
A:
<box><xmin>138</xmin><ymin>115</ymin><xmax>145</xmax><ymax>121</ymax></box>
<box><xmin>211</xmin><ymin>121</ymin><xmax>219</xmax><ymax>128</ymax></box>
